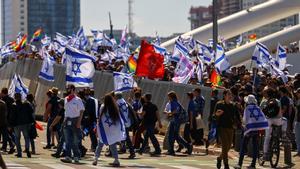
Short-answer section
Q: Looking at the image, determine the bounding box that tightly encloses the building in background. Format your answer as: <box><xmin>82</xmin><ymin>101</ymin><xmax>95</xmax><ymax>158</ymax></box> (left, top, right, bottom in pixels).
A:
<box><xmin>188</xmin><ymin>6</ymin><xmax>212</xmax><ymax>30</ymax></box>
<box><xmin>1</xmin><ymin>0</ymin><xmax>80</xmax><ymax>45</ymax></box>
<box><xmin>242</xmin><ymin>0</ymin><xmax>298</xmax><ymax>42</ymax></box>
<box><xmin>219</xmin><ymin>0</ymin><xmax>242</xmax><ymax>18</ymax></box>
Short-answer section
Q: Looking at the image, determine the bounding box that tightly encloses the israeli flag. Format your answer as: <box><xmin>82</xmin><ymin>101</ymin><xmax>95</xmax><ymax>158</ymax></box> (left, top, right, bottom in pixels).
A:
<box><xmin>236</xmin><ymin>35</ymin><xmax>243</xmax><ymax>47</ymax></box>
<box><xmin>54</xmin><ymin>32</ymin><xmax>68</xmax><ymax>55</ymax></box>
<box><xmin>196</xmin><ymin>41</ymin><xmax>213</xmax><ymax>64</ymax></box>
<box><xmin>270</xmin><ymin>63</ymin><xmax>288</xmax><ymax>84</ymax></box>
<box><xmin>171</xmin><ymin>39</ymin><xmax>189</xmax><ymax>62</ymax></box>
<box><xmin>214</xmin><ymin>45</ymin><xmax>230</xmax><ymax>74</ymax></box>
<box><xmin>120</xmin><ymin>26</ymin><xmax>127</xmax><ymax>48</ymax></box>
<box><xmin>1</xmin><ymin>42</ymin><xmax>15</xmax><ymax>58</ymax></box>
<box><xmin>75</xmin><ymin>27</ymin><xmax>89</xmax><ymax>50</ymax></box>
<box><xmin>41</xmin><ymin>35</ymin><xmax>51</xmax><ymax>47</ymax></box>
<box><xmin>65</xmin><ymin>46</ymin><xmax>97</xmax><ymax>88</ymax></box>
<box><xmin>243</xmin><ymin>104</ymin><xmax>268</xmax><ymax>135</ymax></box>
<box><xmin>39</xmin><ymin>50</ymin><xmax>55</xmax><ymax>81</ymax></box>
<box><xmin>196</xmin><ymin>59</ymin><xmax>204</xmax><ymax>83</ymax></box>
<box><xmin>8</xmin><ymin>74</ymin><xmax>29</xmax><ymax>100</ymax></box>
<box><xmin>97</xmin><ymin>105</ymin><xmax>126</xmax><ymax>145</ymax></box>
<box><xmin>113</xmin><ymin>72</ymin><xmax>137</xmax><ymax>92</ymax></box>
<box><xmin>276</xmin><ymin>44</ymin><xmax>287</xmax><ymax>70</ymax></box>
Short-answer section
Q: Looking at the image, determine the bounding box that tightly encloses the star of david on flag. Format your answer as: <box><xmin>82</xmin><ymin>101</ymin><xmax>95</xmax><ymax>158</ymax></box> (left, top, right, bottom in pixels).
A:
<box><xmin>243</xmin><ymin>104</ymin><xmax>268</xmax><ymax>135</ymax></box>
<box><xmin>113</xmin><ymin>72</ymin><xmax>137</xmax><ymax>92</ymax></box>
<box><xmin>65</xmin><ymin>46</ymin><xmax>97</xmax><ymax>88</ymax></box>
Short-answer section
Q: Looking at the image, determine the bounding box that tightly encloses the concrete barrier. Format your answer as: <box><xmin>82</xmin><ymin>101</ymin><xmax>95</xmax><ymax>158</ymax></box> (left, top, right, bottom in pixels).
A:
<box><xmin>0</xmin><ymin>59</ymin><xmax>221</xmax><ymax>128</ymax></box>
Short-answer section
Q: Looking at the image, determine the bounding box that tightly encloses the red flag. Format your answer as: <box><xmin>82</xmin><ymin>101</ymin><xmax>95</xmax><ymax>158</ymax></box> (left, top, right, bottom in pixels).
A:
<box><xmin>136</xmin><ymin>40</ymin><xmax>164</xmax><ymax>79</ymax></box>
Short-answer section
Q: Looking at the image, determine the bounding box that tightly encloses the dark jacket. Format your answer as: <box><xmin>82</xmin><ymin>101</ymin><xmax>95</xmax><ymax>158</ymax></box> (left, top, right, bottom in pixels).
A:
<box><xmin>0</xmin><ymin>100</ymin><xmax>8</xmax><ymax>127</ymax></box>
<box><xmin>2</xmin><ymin>95</ymin><xmax>14</xmax><ymax>126</ymax></box>
<box><xmin>11</xmin><ymin>100</ymin><xmax>34</xmax><ymax>127</ymax></box>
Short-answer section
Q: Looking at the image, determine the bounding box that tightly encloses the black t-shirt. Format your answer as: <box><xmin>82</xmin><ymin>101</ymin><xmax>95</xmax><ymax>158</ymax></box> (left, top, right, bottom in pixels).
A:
<box><xmin>142</xmin><ymin>102</ymin><xmax>158</xmax><ymax>126</ymax></box>
<box><xmin>57</xmin><ymin>108</ymin><xmax>65</xmax><ymax>124</ymax></box>
<box><xmin>48</xmin><ymin>96</ymin><xmax>60</xmax><ymax>118</ymax></box>
<box><xmin>214</xmin><ymin>100</ymin><xmax>239</xmax><ymax>129</ymax></box>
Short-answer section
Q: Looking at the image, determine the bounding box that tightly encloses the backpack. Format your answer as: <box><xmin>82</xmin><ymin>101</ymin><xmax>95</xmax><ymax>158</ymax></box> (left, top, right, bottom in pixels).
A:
<box><xmin>263</xmin><ymin>99</ymin><xmax>280</xmax><ymax>118</ymax></box>
<box><xmin>178</xmin><ymin>104</ymin><xmax>189</xmax><ymax>124</ymax></box>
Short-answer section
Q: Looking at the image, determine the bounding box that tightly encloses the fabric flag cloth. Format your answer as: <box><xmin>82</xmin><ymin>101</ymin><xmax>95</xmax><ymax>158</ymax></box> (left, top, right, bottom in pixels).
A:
<box><xmin>243</xmin><ymin>104</ymin><xmax>268</xmax><ymax>135</ymax></box>
<box><xmin>39</xmin><ymin>49</ymin><xmax>55</xmax><ymax>81</ymax></box>
<box><xmin>127</xmin><ymin>54</ymin><xmax>137</xmax><ymax>73</ymax></box>
<box><xmin>120</xmin><ymin>26</ymin><xmax>127</xmax><ymax>48</ymax></box>
<box><xmin>270</xmin><ymin>63</ymin><xmax>288</xmax><ymax>84</ymax></box>
<box><xmin>8</xmin><ymin>74</ymin><xmax>29</xmax><ymax>100</ymax></box>
<box><xmin>65</xmin><ymin>46</ymin><xmax>97</xmax><ymax>88</ymax></box>
<box><xmin>75</xmin><ymin>27</ymin><xmax>89</xmax><ymax>50</ymax></box>
<box><xmin>210</xmin><ymin>69</ymin><xmax>222</xmax><ymax>87</ymax></box>
<box><xmin>276</xmin><ymin>44</ymin><xmax>287</xmax><ymax>70</ymax></box>
<box><xmin>214</xmin><ymin>45</ymin><xmax>230</xmax><ymax>74</ymax></box>
<box><xmin>248</xmin><ymin>33</ymin><xmax>257</xmax><ymax>42</ymax></box>
<box><xmin>31</xmin><ymin>28</ymin><xmax>42</xmax><ymax>42</ymax></box>
<box><xmin>172</xmin><ymin>52</ymin><xmax>195</xmax><ymax>84</ymax></box>
<box><xmin>41</xmin><ymin>35</ymin><xmax>51</xmax><ymax>47</ymax></box>
<box><xmin>54</xmin><ymin>32</ymin><xmax>68</xmax><ymax>56</ymax></box>
<box><xmin>14</xmin><ymin>35</ymin><xmax>27</xmax><ymax>52</ymax></box>
<box><xmin>252</xmin><ymin>42</ymin><xmax>272</xmax><ymax>69</ymax></box>
<box><xmin>97</xmin><ymin>105</ymin><xmax>126</xmax><ymax>145</ymax></box>
<box><xmin>196</xmin><ymin>41</ymin><xmax>213</xmax><ymax>64</ymax></box>
<box><xmin>171</xmin><ymin>39</ymin><xmax>189</xmax><ymax>62</ymax></box>
<box><xmin>136</xmin><ymin>40</ymin><xmax>165</xmax><ymax>79</ymax></box>
<box><xmin>236</xmin><ymin>35</ymin><xmax>243</xmax><ymax>47</ymax></box>
<box><xmin>196</xmin><ymin>60</ymin><xmax>204</xmax><ymax>83</ymax></box>
<box><xmin>113</xmin><ymin>72</ymin><xmax>137</xmax><ymax>92</ymax></box>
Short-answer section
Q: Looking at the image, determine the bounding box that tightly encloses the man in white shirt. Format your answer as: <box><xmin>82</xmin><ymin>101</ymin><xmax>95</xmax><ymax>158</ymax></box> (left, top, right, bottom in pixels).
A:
<box><xmin>61</xmin><ymin>84</ymin><xmax>85</xmax><ymax>164</ymax></box>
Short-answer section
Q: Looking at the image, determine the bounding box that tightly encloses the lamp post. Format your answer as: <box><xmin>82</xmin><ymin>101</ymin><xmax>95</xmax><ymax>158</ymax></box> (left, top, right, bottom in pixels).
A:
<box><xmin>212</xmin><ymin>0</ymin><xmax>218</xmax><ymax>53</ymax></box>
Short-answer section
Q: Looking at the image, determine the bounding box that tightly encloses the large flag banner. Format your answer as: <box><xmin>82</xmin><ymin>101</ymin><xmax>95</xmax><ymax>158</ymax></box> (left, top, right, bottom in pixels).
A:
<box><xmin>243</xmin><ymin>104</ymin><xmax>268</xmax><ymax>135</ymax></box>
<box><xmin>8</xmin><ymin>74</ymin><xmax>29</xmax><ymax>100</ymax></box>
<box><xmin>65</xmin><ymin>46</ymin><xmax>97</xmax><ymax>87</ymax></box>
<box><xmin>39</xmin><ymin>50</ymin><xmax>55</xmax><ymax>81</ymax></box>
<box><xmin>276</xmin><ymin>44</ymin><xmax>287</xmax><ymax>70</ymax></box>
<box><xmin>252</xmin><ymin>42</ymin><xmax>271</xmax><ymax>69</ymax></box>
<box><xmin>172</xmin><ymin>53</ymin><xmax>194</xmax><ymax>84</ymax></box>
<box><xmin>136</xmin><ymin>40</ymin><xmax>164</xmax><ymax>79</ymax></box>
<box><xmin>97</xmin><ymin>111</ymin><xmax>126</xmax><ymax>145</ymax></box>
<box><xmin>214</xmin><ymin>45</ymin><xmax>230</xmax><ymax>73</ymax></box>
<box><xmin>113</xmin><ymin>72</ymin><xmax>137</xmax><ymax>92</ymax></box>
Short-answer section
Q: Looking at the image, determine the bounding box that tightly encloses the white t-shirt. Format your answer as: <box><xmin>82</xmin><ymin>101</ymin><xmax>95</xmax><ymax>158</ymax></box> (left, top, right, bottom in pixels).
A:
<box><xmin>64</xmin><ymin>96</ymin><xmax>85</xmax><ymax>118</ymax></box>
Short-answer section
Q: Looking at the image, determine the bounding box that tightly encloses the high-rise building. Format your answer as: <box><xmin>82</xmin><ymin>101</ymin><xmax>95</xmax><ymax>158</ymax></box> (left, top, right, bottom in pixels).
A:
<box><xmin>1</xmin><ymin>0</ymin><xmax>80</xmax><ymax>45</ymax></box>
<box><xmin>243</xmin><ymin>0</ymin><xmax>298</xmax><ymax>41</ymax></box>
<box><xmin>188</xmin><ymin>6</ymin><xmax>213</xmax><ymax>30</ymax></box>
<box><xmin>219</xmin><ymin>0</ymin><xmax>242</xmax><ymax>18</ymax></box>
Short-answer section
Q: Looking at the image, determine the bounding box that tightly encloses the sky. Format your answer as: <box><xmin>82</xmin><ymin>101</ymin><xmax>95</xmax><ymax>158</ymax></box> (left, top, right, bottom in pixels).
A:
<box><xmin>81</xmin><ymin>0</ymin><xmax>211</xmax><ymax>37</ymax></box>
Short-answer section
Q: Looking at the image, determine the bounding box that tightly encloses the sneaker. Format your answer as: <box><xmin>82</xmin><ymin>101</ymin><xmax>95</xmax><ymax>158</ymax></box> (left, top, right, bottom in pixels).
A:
<box><xmin>43</xmin><ymin>145</ymin><xmax>52</xmax><ymax>149</ymax></box>
<box><xmin>61</xmin><ymin>157</ymin><xmax>72</xmax><ymax>163</ymax></box>
<box><xmin>128</xmin><ymin>153</ymin><xmax>136</xmax><ymax>159</ymax></box>
<box><xmin>92</xmin><ymin>160</ymin><xmax>98</xmax><ymax>166</ymax></box>
<box><xmin>74</xmin><ymin>157</ymin><xmax>80</xmax><ymax>164</ymax></box>
<box><xmin>51</xmin><ymin>153</ymin><xmax>60</xmax><ymax>158</ymax></box>
<box><xmin>109</xmin><ymin>161</ymin><xmax>120</xmax><ymax>167</ymax></box>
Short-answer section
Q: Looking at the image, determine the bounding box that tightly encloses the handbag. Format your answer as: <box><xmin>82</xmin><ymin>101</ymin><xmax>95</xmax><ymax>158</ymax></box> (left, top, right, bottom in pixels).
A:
<box><xmin>195</xmin><ymin>114</ymin><xmax>205</xmax><ymax>130</ymax></box>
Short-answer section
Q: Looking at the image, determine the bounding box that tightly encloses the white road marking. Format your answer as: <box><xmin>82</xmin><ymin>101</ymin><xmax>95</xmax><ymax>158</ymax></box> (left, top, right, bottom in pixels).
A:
<box><xmin>40</xmin><ymin>163</ymin><xmax>75</xmax><ymax>169</ymax></box>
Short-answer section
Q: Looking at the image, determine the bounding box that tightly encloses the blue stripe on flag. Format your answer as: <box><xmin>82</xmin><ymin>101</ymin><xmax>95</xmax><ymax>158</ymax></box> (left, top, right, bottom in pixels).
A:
<box><xmin>246</xmin><ymin>122</ymin><xmax>269</xmax><ymax>130</ymax></box>
<box><xmin>66</xmin><ymin>48</ymin><xmax>95</xmax><ymax>62</ymax></box>
<box><xmin>215</xmin><ymin>54</ymin><xmax>225</xmax><ymax>65</ymax></box>
<box><xmin>98</xmin><ymin>119</ymin><xmax>108</xmax><ymax>145</ymax></box>
<box><xmin>66</xmin><ymin>75</ymin><xmax>92</xmax><ymax>83</ymax></box>
<box><xmin>39</xmin><ymin>72</ymin><xmax>54</xmax><ymax>81</ymax></box>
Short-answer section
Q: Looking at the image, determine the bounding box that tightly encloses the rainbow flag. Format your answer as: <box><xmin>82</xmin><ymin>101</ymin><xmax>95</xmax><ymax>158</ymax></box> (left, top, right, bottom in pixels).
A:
<box><xmin>210</xmin><ymin>69</ymin><xmax>222</xmax><ymax>87</ymax></box>
<box><xmin>31</xmin><ymin>28</ymin><xmax>42</xmax><ymax>42</ymax></box>
<box><xmin>127</xmin><ymin>55</ymin><xmax>137</xmax><ymax>73</ymax></box>
<box><xmin>248</xmin><ymin>33</ymin><xmax>257</xmax><ymax>42</ymax></box>
<box><xmin>14</xmin><ymin>35</ymin><xmax>27</xmax><ymax>52</ymax></box>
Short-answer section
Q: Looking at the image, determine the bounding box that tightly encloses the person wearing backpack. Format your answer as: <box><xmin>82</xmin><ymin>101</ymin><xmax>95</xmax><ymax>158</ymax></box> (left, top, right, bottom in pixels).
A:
<box><xmin>261</xmin><ymin>88</ymin><xmax>287</xmax><ymax>160</ymax></box>
<box><xmin>164</xmin><ymin>91</ymin><xmax>193</xmax><ymax>156</ymax></box>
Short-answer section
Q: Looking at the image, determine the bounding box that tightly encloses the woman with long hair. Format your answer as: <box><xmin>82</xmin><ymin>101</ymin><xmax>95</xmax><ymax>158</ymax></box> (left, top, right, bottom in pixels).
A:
<box><xmin>93</xmin><ymin>94</ymin><xmax>126</xmax><ymax>167</ymax></box>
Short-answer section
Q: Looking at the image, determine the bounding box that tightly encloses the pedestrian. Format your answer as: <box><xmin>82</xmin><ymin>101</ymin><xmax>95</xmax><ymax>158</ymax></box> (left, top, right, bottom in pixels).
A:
<box><xmin>138</xmin><ymin>93</ymin><xmax>162</xmax><ymax>156</ymax></box>
<box><xmin>164</xmin><ymin>91</ymin><xmax>193</xmax><ymax>156</ymax></box>
<box><xmin>294</xmin><ymin>88</ymin><xmax>300</xmax><ymax>157</ymax></box>
<box><xmin>234</xmin><ymin>94</ymin><xmax>268</xmax><ymax>169</ymax></box>
<box><xmin>43</xmin><ymin>90</ymin><xmax>54</xmax><ymax>149</ymax></box>
<box><xmin>214</xmin><ymin>89</ymin><xmax>240</xmax><ymax>169</ymax></box>
<box><xmin>61</xmin><ymin>84</ymin><xmax>85</xmax><ymax>164</ymax></box>
<box><xmin>93</xmin><ymin>94</ymin><xmax>126</xmax><ymax>167</ymax></box>
<box><xmin>114</xmin><ymin>92</ymin><xmax>136</xmax><ymax>159</ymax></box>
<box><xmin>192</xmin><ymin>88</ymin><xmax>205</xmax><ymax>145</ymax></box>
<box><xmin>11</xmin><ymin>93</ymin><xmax>34</xmax><ymax>158</ymax></box>
<box><xmin>26</xmin><ymin>94</ymin><xmax>37</xmax><ymax>154</ymax></box>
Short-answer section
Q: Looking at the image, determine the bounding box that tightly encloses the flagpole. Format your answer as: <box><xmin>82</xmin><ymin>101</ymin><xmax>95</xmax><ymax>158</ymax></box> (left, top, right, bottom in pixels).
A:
<box><xmin>212</xmin><ymin>0</ymin><xmax>218</xmax><ymax>54</ymax></box>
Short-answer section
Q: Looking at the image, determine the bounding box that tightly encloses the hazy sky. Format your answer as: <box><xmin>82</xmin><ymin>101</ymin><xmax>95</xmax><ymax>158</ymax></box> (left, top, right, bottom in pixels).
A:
<box><xmin>81</xmin><ymin>0</ymin><xmax>211</xmax><ymax>37</ymax></box>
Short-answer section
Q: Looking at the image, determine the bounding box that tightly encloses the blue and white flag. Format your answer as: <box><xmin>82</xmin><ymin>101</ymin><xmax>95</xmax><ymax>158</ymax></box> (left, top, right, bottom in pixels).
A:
<box><xmin>172</xmin><ymin>53</ymin><xmax>195</xmax><ymax>84</ymax></box>
<box><xmin>153</xmin><ymin>32</ymin><xmax>161</xmax><ymax>46</ymax></box>
<box><xmin>75</xmin><ymin>27</ymin><xmax>89</xmax><ymax>50</ymax></box>
<box><xmin>41</xmin><ymin>35</ymin><xmax>51</xmax><ymax>47</ymax></box>
<box><xmin>8</xmin><ymin>74</ymin><xmax>29</xmax><ymax>100</ymax></box>
<box><xmin>171</xmin><ymin>39</ymin><xmax>189</xmax><ymax>62</ymax></box>
<box><xmin>276</xmin><ymin>44</ymin><xmax>287</xmax><ymax>70</ymax></box>
<box><xmin>270</xmin><ymin>63</ymin><xmax>288</xmax><ymax>84</ymax></box>
<box><xmin>214</xmin><ymin>45</ymin><xmax>230</xmax><ymax>74</ymax></box>
<box><xmin>252</xmin><ymin>42</ymin><xmax>271</xmax><ymax>69</ymax></box>
<box><xmin>65</xmin><ymin>46</ymin><xmax>97</xmax><ymax>88</ymax></box>
<box><xmin>113</xmin><ymin>72</ymin><xmax>137</xmax><ymax>92</ymax></box>
<box><xmin>54</xmin><ymin>32</ymin><xmax>68</xmax><ymax>55</ymax></box>
<box><xmin>236</xmin><ymin>35</ymin><xmax>243</xmax><ymax>47</ymax></box>
<box><xmin>196</xmin><ymin>59</ymin><xmax>204</xmax><ymax>83</ymax></box>
<box><xmin>39</xmin><ymin>50</ymin><xmax>55</xmax><ymax>81</ymax></box>
<box><xmin>120</xmin><ymin>26</ymin><xmax>128</xmax><ymax>48</ymax></box>
<box><xmin>97</xmin><ymin>105</ymin><xmax>126</xmax><ymax>145</ymax></box>
<box><xmin>243</xmin><ymin>104</ymin><xmax>268</xmax><ymax>135</ymax></box>
<box><xmin>196</xmin><ymin>41</ymin><xmax>213</xmax><ymax>64</ymax></box>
